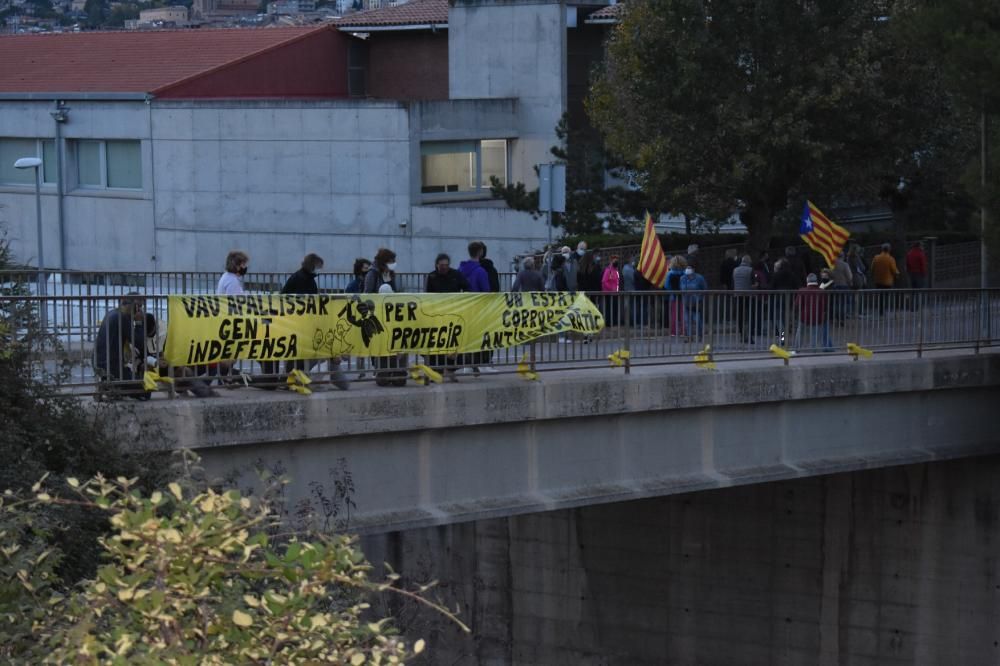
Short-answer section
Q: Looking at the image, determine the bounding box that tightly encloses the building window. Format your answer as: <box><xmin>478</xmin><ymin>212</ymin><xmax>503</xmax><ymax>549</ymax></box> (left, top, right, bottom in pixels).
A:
<box><xmin>0</xmin><ymin>138</ymin><xmax>57</xmax><ymax>185</ymax></box>
<box><xmin>74</xmin><ymin>139</ymin><xmax>142</xmax><ymax>190</ymax></box>
<box><xmin>420</xmin><ymin>139</ymin><xmax>507</xmax><ymax>195</ymax></box>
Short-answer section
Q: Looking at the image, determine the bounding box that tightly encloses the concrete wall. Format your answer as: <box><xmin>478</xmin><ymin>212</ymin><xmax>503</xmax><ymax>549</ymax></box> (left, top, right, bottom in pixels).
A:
<box><xmin>0</xmin><ymin>100</ymin><xmax>154</xmax><ymax>270</ymax></box>
<box><xmin>151</xmin><ymin>99</ymin><xmax>411</xmax><ymax>272</ymax></box>
<box><xmin>364</xmin><ymin>455</ymin><xmax>1000</xmax><ymax>665</ymax></box>
<box><xmin>0</xmin><ymin>98</ymin><xmax>548</xmax><ymax>273</ymax></box>
<box><xmin>448</xmin><ymin>0</ymin><xmax>566</xmax><ymax>190</ymax></box>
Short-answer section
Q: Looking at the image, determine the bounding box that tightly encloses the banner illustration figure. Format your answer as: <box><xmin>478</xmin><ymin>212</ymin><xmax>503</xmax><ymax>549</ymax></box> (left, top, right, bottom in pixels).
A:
<box><xmin>164</xmin><ymin>292</ymin><xmax>604</xmax><ymax>365</ymax></box>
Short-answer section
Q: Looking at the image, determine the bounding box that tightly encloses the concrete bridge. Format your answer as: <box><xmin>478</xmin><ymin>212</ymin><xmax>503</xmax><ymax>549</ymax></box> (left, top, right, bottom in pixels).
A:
<box><xmin>131</xmin><ymin>350</ymin><xmax>1000</xmax><ymax>664</ymax></box>
<box><xmin>140</xmin><ymin>349</ymin><xmax>1000</xmax><ymax>533</ymax></box>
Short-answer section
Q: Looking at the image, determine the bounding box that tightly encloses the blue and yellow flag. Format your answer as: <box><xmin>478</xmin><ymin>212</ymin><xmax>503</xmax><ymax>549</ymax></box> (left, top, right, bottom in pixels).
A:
<box><xmin>800</xmin><ymin>201</ymin><xmax>850</xmax><ymax>269</ymax></box>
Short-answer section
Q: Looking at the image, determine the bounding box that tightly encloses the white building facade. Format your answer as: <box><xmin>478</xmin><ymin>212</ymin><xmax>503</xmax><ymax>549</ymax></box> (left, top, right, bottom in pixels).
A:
<box><xmin>0</xmin><ymin>0</ymin><xmax>577</xmax><ymax>274</ymax></box>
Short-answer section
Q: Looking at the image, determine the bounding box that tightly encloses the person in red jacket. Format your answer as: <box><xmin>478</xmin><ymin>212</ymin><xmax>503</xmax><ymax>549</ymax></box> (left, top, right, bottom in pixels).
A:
<box><xmin>793</xmin><ymin>274</ymin><xmax>833</xmax><ymax>351</ymax></box>
<box><xmin>906</xmin><ymin>242</ymin><xmax>928</xmax><ymax>289</ymax></box>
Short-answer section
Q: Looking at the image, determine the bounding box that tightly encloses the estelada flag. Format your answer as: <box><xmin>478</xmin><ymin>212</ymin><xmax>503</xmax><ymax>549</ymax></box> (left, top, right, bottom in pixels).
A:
<box><xmin>637</xmin><ymin>211</ymin><xmax>667</xmax><ymax>288</ymax></box>
<box><xmin>800</xmin><ymin>201</ymin><xmax>850</xmax><ymax>269</ymax></box>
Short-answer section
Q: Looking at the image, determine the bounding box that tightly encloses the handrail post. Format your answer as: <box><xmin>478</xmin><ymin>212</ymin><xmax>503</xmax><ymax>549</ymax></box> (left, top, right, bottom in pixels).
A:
<box><xmin>623</xmin><ymin>292</ymin><xmax>631</xmax><ymax>375</ymax></box>
<box><xmin>706</xmin><ymin>291</ymin><xmax>715</xmax><ymax>352</ymax></box>
<box><xmin>975</xmin><ymin>290</ymin><xmax>982</xmax><ymax>354</ymax></box>
<box><xmin>917</xmin><ymin>294</ymin><xmax>925</xmax><ymax>358</ymax></box>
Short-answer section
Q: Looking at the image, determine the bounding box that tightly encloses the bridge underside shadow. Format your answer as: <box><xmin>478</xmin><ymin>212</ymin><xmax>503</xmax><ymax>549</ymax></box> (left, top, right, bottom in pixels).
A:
<box><xmin>363</xmin><ymin>454</ymin><xmax>1000</xmax><ymax>666</ymax></box>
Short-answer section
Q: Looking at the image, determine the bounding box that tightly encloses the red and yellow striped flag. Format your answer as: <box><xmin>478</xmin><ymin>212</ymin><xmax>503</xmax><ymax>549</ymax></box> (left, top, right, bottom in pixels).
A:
<box><xmin>637</xmin><ymin>211</ymin><xmax>667</xmax><ymax>288</ymax></box>
<box><xmin>800</xmin><ymin>201</ymin><xmax>850</xmax><ymax>268</ymax></box>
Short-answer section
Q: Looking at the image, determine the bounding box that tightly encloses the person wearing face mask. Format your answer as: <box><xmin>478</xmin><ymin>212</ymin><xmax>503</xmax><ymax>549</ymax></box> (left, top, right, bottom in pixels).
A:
<box><xmin>680</xmin><ymin>264</ymin><xmax>708</xmax><ymax>341</ymax></box>
<box><xmin>364</xmin><ymin>248</ymin><xmax>398</xmax><ymax>294</ymax></box>
<box><xmin>346</xmin><ymin>258</ymin><xmax>371</xmax><ymax>294</ymax></box>
<box><xmin>561</xmin><ymin>245</ymin><xmax>579</xmax><ymax>291</ymax></box>
<box><xmin>278</xmin><ymin>253</ymin><xmax>349</xmax><ymax>389</ymax></box>
<box><xmin>282</xmin><ymin>253</ymin><xmax>324</xmax><ymax>295</ymax></box>
<box><xmin>364</xmin><ymin>247</ymin><xmax>406</xmax><ymax>386</ymax></box>
<box><xmin>217</xmin><ymin>250</ymin><xmax>249</xmax><ymax>295</ymax></box>
<box><xmin>601</xmin><ymin>254</ymin><xmax>622</xmax><ymax>326</ymax></box>
<box><xmin>213</xmin><ymin>251</ymin><xmax>250</xmax><ymax>383</ymax></box>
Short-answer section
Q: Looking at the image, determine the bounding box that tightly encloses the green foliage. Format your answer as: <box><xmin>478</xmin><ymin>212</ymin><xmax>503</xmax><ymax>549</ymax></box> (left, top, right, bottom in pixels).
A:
<box><xmin>490</xmin><ymin>113</ymin><xmax>655</xmax><ymax>237</ymax></box>
<box><xmin>83</xmin><ymin>0</ymin><xmax>106</xmax><ymax>27</ymax></box>
<box><xmin>0</xmin><ymin>470</ymin><xmax>459</xmax><ymax>663</ymax></box>
<box><xmin>106</xmin><ymin>3</ymin><xmax>139</xmax><ymax>26</ymax></box>
<box><xmin>0</xmin><ymin>229</ymin><xmax>169</xmax><ymax>583</ymax></box>
<box><xmin>588</xmin><ymin>0</ymin><xmax>958</xmax><ymax>254</ymax></box>
<box><xmin>902</xmin><ymin>0</ymin><xmax>1000</xmax><ymax>259</ymax></box>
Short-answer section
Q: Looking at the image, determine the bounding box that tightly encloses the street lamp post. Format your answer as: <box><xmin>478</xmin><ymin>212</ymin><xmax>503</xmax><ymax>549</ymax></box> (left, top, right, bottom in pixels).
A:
<box><xmin>13</xmin><ymin>156</ymin><xmax>46</xmax><ymax>328</ymax></box>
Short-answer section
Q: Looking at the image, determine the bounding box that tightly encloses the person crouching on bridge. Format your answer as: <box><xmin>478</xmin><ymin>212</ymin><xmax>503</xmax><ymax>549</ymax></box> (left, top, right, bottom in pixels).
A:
<box><xmin>93</xmin><ymin>292</ymin><xmax>149</xmax><ymax>400</ymax></box>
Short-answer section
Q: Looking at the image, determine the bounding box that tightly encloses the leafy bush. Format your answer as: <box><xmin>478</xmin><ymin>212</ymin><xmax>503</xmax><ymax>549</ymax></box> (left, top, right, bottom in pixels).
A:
<box><xmin>0</xmin><ymin>469</ymin><xmax>461</xmax><ymax>663</ymax></box>
<box><xmin>0</xmin><ymin>228</ymin><xmax>168</xmax><ymax>582</ymax></box>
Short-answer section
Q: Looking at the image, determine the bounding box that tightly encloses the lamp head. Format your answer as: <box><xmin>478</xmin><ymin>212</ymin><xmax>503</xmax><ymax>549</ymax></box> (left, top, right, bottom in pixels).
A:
<box><xmin>13</xmin><ymin>157</ymin><xmax>42</xmax><ymax>170</ymax></box>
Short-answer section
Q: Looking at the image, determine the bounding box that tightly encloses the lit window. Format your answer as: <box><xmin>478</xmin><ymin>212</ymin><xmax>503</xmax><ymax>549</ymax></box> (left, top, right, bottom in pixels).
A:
<box><xmin>420</xmin><ymin>139</ymin><xmax>507</xmax><ymax>195</ymax></box>
<box><xmin>74</xmin><ymin>139</ymin><xmax>142</xmax><ymax>190</ymax></box>
<box><xmin>0</xmin><ymin>138</ymin><xmax>57</xmax><ymax>186</ymax></box>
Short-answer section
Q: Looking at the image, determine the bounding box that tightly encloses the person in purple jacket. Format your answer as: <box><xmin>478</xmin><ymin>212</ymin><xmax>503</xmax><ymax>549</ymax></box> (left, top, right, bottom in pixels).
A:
<box><xmin>457</xmin><ymin>241</ymin><xmax>495</xmax><ymax>373</ymax></box>
<box><xmin>459</xmin><ymin>241</ymin><xmax>491</xmax><ymax>293</ymax></box>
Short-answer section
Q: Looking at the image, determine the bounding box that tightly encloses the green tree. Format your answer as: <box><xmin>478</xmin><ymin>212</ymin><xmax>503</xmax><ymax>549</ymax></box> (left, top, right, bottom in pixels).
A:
<box><xmin>0</xmin><ymin>228</ymin><xmax>169</xmax><ymax>583</ymax></box>
<box><xmin>106</xmin><ymin>3</ymin><xmax>139</xmax><ymax>26</ymax></box>
<box><xmin>589</xmin><ymin>0</ymin><xmax>942</xmax><ymax>255</ymax></box>
<box><xmin>83</xmin><ymin>0</ymin><xmax>106</xmax><ymax>27</ymax></box>
<box><xmin>902</xmin><ymin>0</ymin><xmax>1000</xmax><ymax>261</ymax></box>
<box><xmin>490</xmin><ymin>114</ymin><xmax>654</xmax><ymax>238</ymax></box>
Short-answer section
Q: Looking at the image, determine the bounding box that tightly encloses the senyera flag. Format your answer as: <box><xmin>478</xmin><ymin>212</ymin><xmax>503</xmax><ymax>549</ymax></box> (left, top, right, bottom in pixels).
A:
<box><xmin>637</xmin><ymin>211</ymin><xmax>667</xmax><ymax>288</ymax></box>
<box><xmin>800</xmin><ymin>201</ymin><xmax>850</xmax><ymax>268</ymax></box>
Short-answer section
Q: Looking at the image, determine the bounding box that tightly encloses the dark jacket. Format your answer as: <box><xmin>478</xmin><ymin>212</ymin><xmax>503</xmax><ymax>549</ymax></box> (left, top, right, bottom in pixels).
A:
<box><xmin>512</xmin><ymin>268</ymin><xmax>545</xmax><ymax>292</ymax></box>
<box><xmin>771</xmin><ymin>265</ymin><xmax>800</xmax><ymax>291</ymax></box>
<box><xmin>795</xmin><ymin>285</ymin><xmax>828</xmax><ymax>324</ymax></box>
<box><xmin>458</xmin><ymin>260</ymin><xmax>490</xmax><ymax>292</ymax></box>
<box><xmin>426</xmin><ymin>268</ymin><xmax>470</xmax><ymax>293</ymax></box>
<box><xmin>480</xmin><ymin>257</ymin><xmax>501</xmax><ymax>292</ymax></box>
<box><xmin>548</xmin><ymin>256</ymin><xmax>569</xmax><ymax>291</ymax></box>
<box><xmin>578</xmin><ymin>265</ymin><xmax>602</xmax><ymax>293</ymax></box>
<box><xmin>93</xmin><ymin>308</ymin><xmax>145</xmax><ymax>377</ymax></box>
<box><xmin>719</xmin><ymin>257</ymin><xmax>738</xmax><ymax>289</ymax></box>
<box><xmin>364</xmin><ymin>267</ymin><xmax>397</xmax><ymax>294</ymax></box>
<box><xmin>281</xmin><ymin>268</ymin><xmax>319</xmax><ymax>295</ymax></box>
<box><xmin>345</xmin><ymin>276</ymin><xmax>363</xmax><ymax>294</ymax></box>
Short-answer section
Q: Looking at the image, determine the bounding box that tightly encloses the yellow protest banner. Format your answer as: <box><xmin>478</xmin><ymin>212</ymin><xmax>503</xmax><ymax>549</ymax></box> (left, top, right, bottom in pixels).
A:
<box><xmin>164</xmin><ymin>292</ymin><xmax>604</xmax><ymax>366</ymax></box>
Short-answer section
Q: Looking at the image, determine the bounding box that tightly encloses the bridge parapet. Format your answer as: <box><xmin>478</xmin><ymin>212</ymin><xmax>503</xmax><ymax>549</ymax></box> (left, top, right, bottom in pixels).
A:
<box><xmin>127</xmin><ymin>351</ymin><xmax>1000</xmax><ymax>533</ymax></box>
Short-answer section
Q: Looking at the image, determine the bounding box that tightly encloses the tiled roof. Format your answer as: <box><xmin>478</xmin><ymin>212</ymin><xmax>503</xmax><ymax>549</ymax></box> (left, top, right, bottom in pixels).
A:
<box><xmin>334</xmin><ymin>0</ymin><xmax>448</xmax><ymax>28</ymax></box>
<box><xmin>0</xmin><ymin>26</ymin><xmax>329</xmax><ymax>94</ymax></box>
<box><xmin>585</xmin><ymin>3</ymin><xmax>625</xmax><ymax>22</ymax></box>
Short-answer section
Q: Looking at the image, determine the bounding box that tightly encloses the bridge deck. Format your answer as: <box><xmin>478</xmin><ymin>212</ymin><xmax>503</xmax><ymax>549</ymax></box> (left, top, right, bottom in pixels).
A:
<box><xmin>120</xmin><ymin>348</ymin><xmax>1000</xmax><ymax>533</ymax></box>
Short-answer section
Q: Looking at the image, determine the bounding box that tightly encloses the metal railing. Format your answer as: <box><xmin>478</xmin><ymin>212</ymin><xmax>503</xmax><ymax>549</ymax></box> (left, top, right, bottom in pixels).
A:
<box><xmin>3</xmin><ymin>288</ymin><xmax>996</xmax><ymax>398</ymax></box>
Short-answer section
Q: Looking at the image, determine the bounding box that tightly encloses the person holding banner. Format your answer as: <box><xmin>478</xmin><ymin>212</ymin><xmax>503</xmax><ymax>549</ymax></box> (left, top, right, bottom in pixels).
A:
<box><xmin>210</xmin><ymin>250</ymin><xmax>250</xmax><ymax>384</ymax></box>
<box><xmin>278</xmin><ymin>254</ymin><xmax>350</xmax><ymax>391</ymax></box>
<box><xmin>425</xmin><ymin>253</ymin><xmax>470</xmax><ymax>381</ymax></box>
<box><xmin>364</xmin><ymin>248</ymin><xmax>406</xmax><ymax>386</ymax></box>
<box><xmin>217</xmin><ymin>250</ymin><xmax>249</xmax><ymax>296</ymax></box>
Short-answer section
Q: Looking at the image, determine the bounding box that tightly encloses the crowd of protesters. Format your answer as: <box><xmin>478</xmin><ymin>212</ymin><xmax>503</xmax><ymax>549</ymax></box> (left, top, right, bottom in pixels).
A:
<box><xmin>93</xmin><ymin>238</ymin><xmax>931</xmax><ymax>397</ymax></box>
